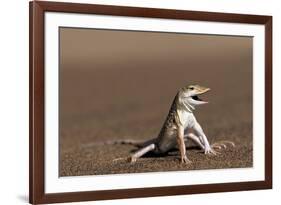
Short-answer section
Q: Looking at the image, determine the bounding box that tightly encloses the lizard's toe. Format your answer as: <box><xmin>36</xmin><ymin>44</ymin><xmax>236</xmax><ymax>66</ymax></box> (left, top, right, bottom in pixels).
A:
<box><xmin>205</xmin><ymin>148</ymin><xmax>220</xmax><ymax>155</ymax></box>
<box><xmin>211</xmin><ymin>141</ymin><xmax>235</xmax><ymax>151</ymax></box>
<box><xmin>211</xmin><ymin>144</ymin><xmax>223</xmax><ymax>150</ymax></box>
<box><xmin>181</xmin><ymin>156</ymin><xmax>192</xmax><ymax>164</ymax></box>
<box><xmin>113</xmin><ymin>157</ymin><xmax>131</xmax><ymax>163</ymax></box>
<box><xmin>130</xmin><ymin>156</ymin><xmax>137</xmax><ymax>163</ymax></box>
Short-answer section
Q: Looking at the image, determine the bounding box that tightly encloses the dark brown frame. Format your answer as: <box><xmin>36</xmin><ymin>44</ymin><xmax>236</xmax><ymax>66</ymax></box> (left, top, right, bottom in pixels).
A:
<box><xmin>29</xmin><ymin>1</ymin><xmax>272</xmax><ymax>204</ymax></box>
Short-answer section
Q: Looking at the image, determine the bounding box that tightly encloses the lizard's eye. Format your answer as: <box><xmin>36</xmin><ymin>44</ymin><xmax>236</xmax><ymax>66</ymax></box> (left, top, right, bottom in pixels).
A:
<box><xmin>189</xmin><ymin>87</ymin><xmax>194</xmax><ymax>90</ymax></box>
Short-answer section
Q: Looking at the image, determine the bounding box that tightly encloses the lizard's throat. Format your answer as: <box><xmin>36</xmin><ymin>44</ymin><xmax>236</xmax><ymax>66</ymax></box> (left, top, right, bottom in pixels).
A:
<box><xmin>182</xmin><ymin>101</ymin><xmax>195</xmax><ymax>113</ymax></box>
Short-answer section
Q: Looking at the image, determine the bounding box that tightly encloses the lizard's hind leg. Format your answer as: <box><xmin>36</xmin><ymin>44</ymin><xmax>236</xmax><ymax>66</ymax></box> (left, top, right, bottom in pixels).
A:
<box><xmin>130</xmin><ymin>143</ymin><xmax>156</xmax><ymax>163</ymax></box>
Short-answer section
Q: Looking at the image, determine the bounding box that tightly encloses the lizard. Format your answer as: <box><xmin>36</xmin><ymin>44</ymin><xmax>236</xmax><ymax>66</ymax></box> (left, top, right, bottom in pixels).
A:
<box><xmin>125</xmin><ymin>84</ymin><xmax>234</xmax><ymax>163</ymax></box>
<box><xmin>88</xmin><ymin>84</ymin><xmax>235</xmax><ymax>163</ymax></box>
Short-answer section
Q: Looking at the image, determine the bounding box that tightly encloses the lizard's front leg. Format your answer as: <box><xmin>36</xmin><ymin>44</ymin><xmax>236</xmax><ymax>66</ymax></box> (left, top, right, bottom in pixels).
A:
<box><xmin>184</xmin><ymin>133</ymin><xmax>205</xmax><ymax>150</ymax></box>
<box><xmin>177</xmin><ymin>125</ymin><xmax>191</xmax><ymax>163</ymax></box>
<box><xmin>193</xmin><ymin>121</ymin><xmax>218</xmax><ymax>155</ymax></box>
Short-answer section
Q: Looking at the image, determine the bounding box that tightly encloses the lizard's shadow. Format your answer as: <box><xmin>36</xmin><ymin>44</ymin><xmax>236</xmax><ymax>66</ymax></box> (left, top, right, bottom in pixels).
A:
<box><xmin>130</xmin><ymin>145</ymin><xmax>201</xmax><ymax>158</ymax></box>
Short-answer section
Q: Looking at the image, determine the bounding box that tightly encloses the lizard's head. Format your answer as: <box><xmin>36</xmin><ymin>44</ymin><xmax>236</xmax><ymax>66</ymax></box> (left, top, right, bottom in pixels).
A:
<box><xmin>180</xmin><ymin>84</ymin><xmax>210</xmax><ymax>106</ymax></box>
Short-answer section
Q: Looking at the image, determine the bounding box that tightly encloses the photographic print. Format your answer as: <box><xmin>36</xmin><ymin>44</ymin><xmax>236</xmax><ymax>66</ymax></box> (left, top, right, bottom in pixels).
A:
<box><xmin>30</xmin><ymin>1</ymin><xmax>272</xmax><ymax>203</ymax></box>
<box><xmin>59</xmin><ymin>28</ymin><xmax>253</xmax><ymax>176</ymax></box>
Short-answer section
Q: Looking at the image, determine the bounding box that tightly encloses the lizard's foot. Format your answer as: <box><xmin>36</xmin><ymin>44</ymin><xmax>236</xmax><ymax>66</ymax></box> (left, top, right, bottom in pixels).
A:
<box><xmin>113</xmin><ymin>157</ymin><xmax>130</xmax><ymax>162</ymax></box>
<box><xmin>130</xmin><ymin>156</ymin><xmax>137</xmax><ymax>163</ymax></box>
<box><xmin>211</xmin><ymin>141</ymin><xmax>235</xmax><ymax>150</ymax></box>
<box><xmin>204</xmin><ymin>146</ymin><xmax>220</xmax><ymax>155</ymax></box>
<box><xmin>181</xmin><ymin>156</ymin><xmax>192</xmax><ymax>164</ymax></box>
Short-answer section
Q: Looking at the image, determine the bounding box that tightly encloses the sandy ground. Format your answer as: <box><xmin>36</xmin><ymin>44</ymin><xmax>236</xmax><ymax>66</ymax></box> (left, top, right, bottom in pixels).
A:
<box><xmin>59</xmin><ymin>29</ymin><xmax>252</xmax><ymax>176</ymax></box>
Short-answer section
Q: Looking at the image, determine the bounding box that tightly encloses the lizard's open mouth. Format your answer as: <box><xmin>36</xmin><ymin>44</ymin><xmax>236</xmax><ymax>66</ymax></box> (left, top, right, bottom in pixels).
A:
<box><xmin>191</xmin><ymin>95</ymin><xmax>203</xmax><ymax>101</ymax></box>
<box><xmin>190</xmin><ymin>87</ymin><xmax>210</xmax><ymax>103</ymax></box>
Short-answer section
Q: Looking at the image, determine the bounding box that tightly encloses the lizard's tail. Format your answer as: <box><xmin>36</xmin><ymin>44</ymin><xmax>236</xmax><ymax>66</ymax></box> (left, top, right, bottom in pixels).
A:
<box><xmin>80</xmin><ymin>138</ymin><xmax>146</xmax><ymax>149</ymax></box>
<box><xmin>102</xmin><ymin>139</ymin><xmax>145</xmax><ymax>147</ymax></box>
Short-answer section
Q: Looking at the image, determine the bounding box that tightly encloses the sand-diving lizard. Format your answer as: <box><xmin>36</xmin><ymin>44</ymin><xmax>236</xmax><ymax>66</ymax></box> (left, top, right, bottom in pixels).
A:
<box><xmin>98</xmin><ymin>85</ymin><xmax>235</xmax><ymax>163</ymax></box>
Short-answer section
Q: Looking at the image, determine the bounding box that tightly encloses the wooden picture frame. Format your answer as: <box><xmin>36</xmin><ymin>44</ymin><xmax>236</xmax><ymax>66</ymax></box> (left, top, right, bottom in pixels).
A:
<box><xmin>29</xmin><ymin>1</ymin><xmax>272</xmax><ymax>204</ymax></box>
